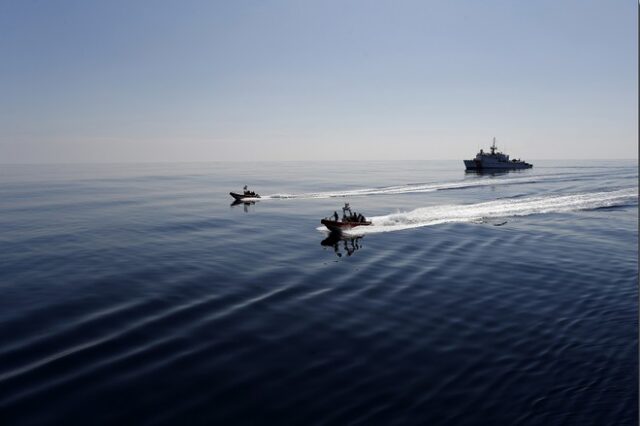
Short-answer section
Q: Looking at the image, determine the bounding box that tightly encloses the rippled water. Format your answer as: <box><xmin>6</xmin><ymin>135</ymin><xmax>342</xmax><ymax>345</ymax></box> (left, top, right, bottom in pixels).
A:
<box><xmin>0</xmin><ymin>160</ymin><xmax>637</xmax><ymax>425</ymax></box>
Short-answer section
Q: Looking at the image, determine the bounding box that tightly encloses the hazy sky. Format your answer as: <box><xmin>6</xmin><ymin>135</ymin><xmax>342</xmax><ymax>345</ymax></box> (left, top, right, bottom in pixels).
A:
<box><xmin>1</xmin><ymin>0</ymin><xmax>637</xmax><ymax>162</ymax></box>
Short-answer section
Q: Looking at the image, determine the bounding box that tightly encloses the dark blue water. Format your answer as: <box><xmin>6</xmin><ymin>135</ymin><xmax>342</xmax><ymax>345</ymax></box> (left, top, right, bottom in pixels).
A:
<box><xmin>0</xmin><ymin>160</ymin><xmax>637</xmax><ymax>425</ymax></box>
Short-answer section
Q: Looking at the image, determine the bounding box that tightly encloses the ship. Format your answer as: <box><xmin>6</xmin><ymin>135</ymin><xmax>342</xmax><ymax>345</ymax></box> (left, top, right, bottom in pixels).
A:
<box><xmin>321</xmin><ymin>203</ymin><xmax>371</xmax><ymax>233</ymax></box>
<box><xmin>464</xmin><ymin>138</ymin><xmax>532</xmax><ymax>170</ymax></box>
<box><xmin>230</xmin><ymin>185</ymin><xmax>260</xmax><ymax>200</ymax></box>
<box><xmin>230</xmin><ymin>192</ymin><xmax>260</xmax><ymax>201</ymax></box>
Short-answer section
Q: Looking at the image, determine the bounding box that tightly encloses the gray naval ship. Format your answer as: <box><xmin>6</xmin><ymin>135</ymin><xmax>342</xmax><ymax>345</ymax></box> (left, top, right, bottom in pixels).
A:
<box><xmin>464</xmin><ymin>138</ymin><xmax>532</xmax><ymax>170</ymax></box>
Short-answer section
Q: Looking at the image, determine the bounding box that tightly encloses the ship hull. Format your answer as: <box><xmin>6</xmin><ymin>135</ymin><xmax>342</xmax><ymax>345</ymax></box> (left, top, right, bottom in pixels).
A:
<box><xmin>463</xmin><ymin>160</ymin><xmax>532</xmax><ymax>170</ymax></box>
<box><xmin>230</xmin><ymin>192</ymin><xmax>261</xmax><ymax>200</ymax></box>
<box><xmin>321</xmin><ymin>219</ymin><xmax>372</xmax><ymax>233</ymax></box>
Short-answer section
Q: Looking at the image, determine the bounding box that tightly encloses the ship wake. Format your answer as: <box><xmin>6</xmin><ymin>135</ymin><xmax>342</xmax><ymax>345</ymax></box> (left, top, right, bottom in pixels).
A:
<box><xmin>264</xmin><ymin>175</ymin><xmax>558</xmax><ymax>200</ymax></box>
<box><xmin>338</xmin><ymin>188</ymin><xmax>638</xmax><ymax>235</ymax></box>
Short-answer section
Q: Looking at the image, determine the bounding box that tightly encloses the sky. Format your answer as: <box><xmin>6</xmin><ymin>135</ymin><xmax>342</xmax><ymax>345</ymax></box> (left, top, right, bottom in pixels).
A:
<box><xmin>0</xmin><ymin>0</ymin><xmax>637</xmax><ymax>162</ymax></box>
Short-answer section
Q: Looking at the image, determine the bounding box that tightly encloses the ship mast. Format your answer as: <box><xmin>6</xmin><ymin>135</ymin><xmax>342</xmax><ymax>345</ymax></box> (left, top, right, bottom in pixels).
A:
<box><xmin>490</xmin><ymin>137</ymin><xmax>497</xmax><ymax>154</ymax></box>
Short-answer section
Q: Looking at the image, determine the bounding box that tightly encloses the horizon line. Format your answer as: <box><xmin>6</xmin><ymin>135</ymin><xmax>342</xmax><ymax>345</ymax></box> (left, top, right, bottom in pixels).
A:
<box><xmin>1</xmin><ymin>158</ymin><xmax>639</xmax><ymax>166</ymax></box>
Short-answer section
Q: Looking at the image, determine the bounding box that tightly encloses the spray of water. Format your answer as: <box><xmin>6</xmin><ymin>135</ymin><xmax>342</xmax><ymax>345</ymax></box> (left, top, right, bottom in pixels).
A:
<box><xmin>321</xmin><ymin>188</ymin><xmax>638</xmax><ymax>235</ymax></box>
<box><xmin>264</xmin><ymin>175</ymin><xmax>553</xmax><ymax>200</ymax></box>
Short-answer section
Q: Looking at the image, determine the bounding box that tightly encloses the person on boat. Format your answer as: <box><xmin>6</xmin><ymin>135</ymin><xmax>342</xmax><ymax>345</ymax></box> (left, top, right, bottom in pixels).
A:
<box><xmin>243</xmin><ymin>185</ymin><xmax>250</xmax><ymax>196</ymax></box>
<box><xmin>342</xmin><ymin>203</ymin><xmax>351</xmax><ymax>217</ymax></box>
<box><xmin>333</xmin><ymin>211</ymin><xmax>339</xmax><ymax>221</ymax></box>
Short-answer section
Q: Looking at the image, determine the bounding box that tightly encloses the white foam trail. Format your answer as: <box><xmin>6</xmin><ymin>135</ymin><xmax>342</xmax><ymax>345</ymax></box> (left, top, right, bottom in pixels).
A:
<box><xmin>332</xmin><ymin>188</ymin><xmax>638</xmax><ymax>235</ymax></box>
<box><xmin>264</xmin><ymin>175</ymin><xmax>553</xmax><ymax>200</ymax></box>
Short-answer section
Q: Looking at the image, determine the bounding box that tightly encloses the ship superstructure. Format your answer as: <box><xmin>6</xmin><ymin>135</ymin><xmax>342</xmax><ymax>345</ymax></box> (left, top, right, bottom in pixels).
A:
<box><xmin>464</xmin><ymin>138</ymin><xmax>532</xmax><ymax>170</ymax></box>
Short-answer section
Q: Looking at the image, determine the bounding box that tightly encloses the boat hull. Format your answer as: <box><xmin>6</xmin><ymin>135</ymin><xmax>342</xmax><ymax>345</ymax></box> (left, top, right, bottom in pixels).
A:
<box><xmin>230</xmin><ymin>192</ymin><xmax>261</xmax><ymax>200</ymax></box>
<box><xmin>463</xmin><ymin>159</ymin><xmax>532</xmax><ymax>170</ymax></box>
<box><xmin>321</xmin><ymin>219</ymin><xmax>372</xmax><ymax>233</ymax></box>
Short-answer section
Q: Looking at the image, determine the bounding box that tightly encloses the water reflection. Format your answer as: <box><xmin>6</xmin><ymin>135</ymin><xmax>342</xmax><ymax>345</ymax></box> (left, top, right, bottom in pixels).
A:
<box><xmin>321</xmin><ymin>232</ymin><xmax>364</xmax><ymax>257</ymax></box>
<box><xmin>230</xmin><ymin>199</ymin><xmax>256</xmax><ymax>213</ymax></box>
<box><xmin>464</xmin><ymin>169</ymin><xmax>527</xmax><ymax>177</ymax></box>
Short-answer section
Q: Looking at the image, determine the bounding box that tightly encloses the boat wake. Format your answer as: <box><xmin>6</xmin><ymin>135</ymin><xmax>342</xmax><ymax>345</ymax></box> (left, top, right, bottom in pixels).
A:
<box><xmin>264</xmin><ymin>175</ymin><xmax>553</xmax><ymax>200</ymax></box>
<box><xmin>332</xmin><ymin>188</ymin><xmax>638</xmax><ymax>235</ymax></box>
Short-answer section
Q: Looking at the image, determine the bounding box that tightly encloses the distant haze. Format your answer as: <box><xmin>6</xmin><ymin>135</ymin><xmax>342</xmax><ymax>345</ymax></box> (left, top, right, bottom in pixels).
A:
<box><xmin>1</xmin><ymin>0</ymin><xmax>637</xmax><ymax>163</ymax></box>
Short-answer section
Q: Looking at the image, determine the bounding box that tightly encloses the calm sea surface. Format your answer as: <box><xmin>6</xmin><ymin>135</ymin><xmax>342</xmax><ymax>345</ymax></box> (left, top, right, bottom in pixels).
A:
<box><xmin>0</xmin><ymin>160</ymin><xmax>637</xmax><ymax>425</ymax></box>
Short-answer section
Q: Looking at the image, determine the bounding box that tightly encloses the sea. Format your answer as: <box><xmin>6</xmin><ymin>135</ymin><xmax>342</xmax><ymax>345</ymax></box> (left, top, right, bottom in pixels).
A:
<box><xmin>0</xmin><ymin>160</ymin><xmax>637</xmax><ymax>425</ymax></box>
